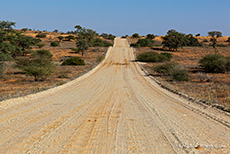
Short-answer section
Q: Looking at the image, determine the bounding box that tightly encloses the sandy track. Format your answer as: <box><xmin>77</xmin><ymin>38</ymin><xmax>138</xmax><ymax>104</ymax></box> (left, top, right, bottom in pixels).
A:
<box><xmin>0</xmin><ymin>38</ymin><xmax>230</xmax><ymax>153</ymax></box>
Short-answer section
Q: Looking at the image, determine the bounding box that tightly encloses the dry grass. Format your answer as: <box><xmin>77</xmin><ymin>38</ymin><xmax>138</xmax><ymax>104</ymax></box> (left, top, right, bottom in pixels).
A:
<box><xmin>134</xmin><ymin>36</ymin><xmax>230</xmax><ymax>109</ymax></box>
<box><xmin>0</xmin><ymin>31</ymin><xmax>108</xmax><ymax>101</ymax></box>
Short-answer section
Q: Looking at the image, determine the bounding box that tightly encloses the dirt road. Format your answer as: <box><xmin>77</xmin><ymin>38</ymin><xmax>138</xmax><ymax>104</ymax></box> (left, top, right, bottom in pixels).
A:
<box><xmin>0</xmin><ymin>38</ymin><xmax>230</xmax><ymax>153</ymax></box>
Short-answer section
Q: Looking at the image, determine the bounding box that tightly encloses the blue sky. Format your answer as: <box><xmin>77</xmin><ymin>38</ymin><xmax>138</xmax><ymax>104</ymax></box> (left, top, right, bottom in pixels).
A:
<box><xmin>0</xmin><ymin>0</ymin><xmax>229</xmax><ymax>36</ymax></box>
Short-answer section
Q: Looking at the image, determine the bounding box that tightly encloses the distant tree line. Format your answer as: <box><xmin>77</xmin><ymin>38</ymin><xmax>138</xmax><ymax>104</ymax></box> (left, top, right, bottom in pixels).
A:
<box><xmin>130</xmin><ymin>30</ymin><xmax>227</xmax><ymax>52</ymax></box>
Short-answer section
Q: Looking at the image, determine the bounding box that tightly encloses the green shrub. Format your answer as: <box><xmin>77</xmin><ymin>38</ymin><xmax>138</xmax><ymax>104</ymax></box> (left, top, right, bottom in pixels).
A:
<box><xmin>154</xmin><ymin>62</ymin><xmax>189</xmax><ymax>81</ymax></box>
<box><xmin>50</xmin><ymin>42</ymin><xmax>59</xmax><ymax>47</ymax></box>
<box><xmin>96</xmin><ymin>55</ymin><xmax>105</xmax><ymax>63</ymax></box>
<box><xmin>199</xmin><ymin>54</ymin><xmax>229</xmax><ymax>73</ymax></box>
<box><xmin>62</xmin><ymin>57</ymin><xmax>85</xmax><ymax>66</ymax></box>
<box><xmin>159</xmin><ymin>52</ymin><xmax>172</xmax><ymax>61</ymax></box>
<box><xmin>131</xmin><ymin>39</ymin><xmax>154</xmax><ymax>47</ymax></box>
<box><xmin>37</xmin><ymin>43</ymin><xmax>45</xmax><ymax>48</ymax></box>
<box><xmin>31</xmin><ymin>50</ymin><xmax>53</xmax><ymax>59</ymax></box>
<box><xmin>100</xmin><ymin>33</ymin><xmax>115</xmax><ymax>40</ymax></box>
<box><xmin>187</xmin><ymin>36</ymin><xmax>201</xmax><ymax>46</ymax></box>
<box><xmin>137</xmin><ymin>52</ymin><xmax>172</xmax><ymax>62</ymax></box>
<box><xmin>108</xmin><ymin>34</ymin><xmax>116</xmax><ymax>40</ymax></box>
<box><xmin>65</xmin><ymin>35</ymin><xmax>75</xmax><ymax>41</ymax></box>
<box><xmin>132</xmin><ymin>33</ymin><xmax>139</xmax><ymax>38</ymax></box>
<box><xmin>153</xmin><ymin>62</ymin><xmax>178</xmax><ymax>75</ymax></box>
<box><xmin>91</xmin><ymin>38</ymin><xmax>112</xmax><ymax>47</ymax></box>
<box><xmin>16</xmin><ymin>54</ymin><xmax>55</xmax><ymax>81</ymax></box>
<box><xmin>146</xmin><ymin>34</ymin><xmax>155</xmax><ymax>40</ymax></box>
<box><xmin>171</xmin><ymin>66</ymin><xmax>189</xmax><ymax>81</ymax></box>
<box><xmin>137</xmin><ymin>52</ymin><xmax>160</xmax><ymax>62</ymax></box>
<box><xmin>21</xmin><ymin>28</ymin><xmax>28</xmax><ymax>32</ymax></box>
<box><xmin>36</xmin><ymin>33</ymin><xmax>46</xmax><ymax>38</ymax></box>
<box><xmin>130</xmin><ymin>43</ymin><xmax>140</xmax><ymax>47</ymax></box>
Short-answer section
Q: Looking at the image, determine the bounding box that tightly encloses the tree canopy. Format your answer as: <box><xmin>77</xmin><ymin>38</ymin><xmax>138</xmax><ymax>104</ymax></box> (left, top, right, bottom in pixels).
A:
<box><xmin>208</xmin><ymin>31</ymin><xmax>222</xmax><ymax>53</ymax></box>
<box><xmin>0</xmin><ymin>20</ymin><xmax>41</xmax><ymax>60</ymax></box>
<box><xmin>162</xmin><ymin>29</ymin><xmax>189</xmax><ymax>51</ymax></box>
<box><xmin>76</xmin><ymin>39</ymin><xmax>88</xmax><ymax>57</ymax></box>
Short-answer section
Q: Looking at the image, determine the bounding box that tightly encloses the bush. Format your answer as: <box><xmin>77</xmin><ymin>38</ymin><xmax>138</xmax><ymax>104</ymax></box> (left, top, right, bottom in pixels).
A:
<box><xmin>65</xmin><ymin>35</ymin><xmax>75</xmax><ymax>41</ymax></box>
<box><xmin>53</xmin><ymin>29</ymin><xmax>58</xmax><ymax>33</ymax></box>
<box><xmin>62</xmin><ymin>57</ymin><xmax>85</xmax><ymax>66</ymax></box>
<box><xmin>146</xmin><ymin>34</ymin><xmax>155</xmax><ymax>40</ymax></box>
<box><xmin>17</xmin><ymin>58</ymin><xmax>55</xmax><ymax>81</ymax></box>
<box><xmin>100</xmin><ymin>33</ymin><xmax>115</xmax><ymax>40</ymax></box>
<box><xmin>159</xmin><ymin>52</ymin><xmax>172</xmax><ymax>61</ymax></box>
<box><xmin>50</xmin><ymin>42</ymin><xmax>59</xmax><ymax>47</ymax></box>
<box><xmin>199</xmin><ymin>54</ymin><xmax>230</xmax><ymax>73</ymax></box>
<box><xmin>31</xmin><ymin>50</ymin><xmax>53</xmax><ymax>59</ymax></box>
<box><xmin>131</xmin><ymin>39</ymin><xmax>154</xmax><ymax>47</ymax></box>
<box><xmin>130</xmin><ymin>43</ymin><xmax>140</xmax><ymax>47</ymax></box>
<box><xmin>16</xmin><ymin>50</ymin><xmax>55</xmax><ymax>81</ymax></box>
<box><xmin>187</xmin><ymin>36</ymin><xmax>201</xmax><ymax>47</ymax></box>
<box><xmin>21</xmin><ymin>28</ymin><xmax>28</xmax><ymax>32</ymax></box>
<box><xmin>137</xmin><ymin>52</ymin><xmax>172</xmax><ymax>62</ymax></box>
<box><xmin>171</xmin><ymin>66</ymin><xmax>189</xmax><ymax>81</ymax></box>
<box><xmin>36</xmin><ymin>33</ymin><xmax>46</xmax><ymax>38</ymax></box>
<box><xmin>132</xmin><ymin>33</ymin><xmax>139</xmax><ymax>38</ymax></box>
<box><xmin>137</xmin><ymin>52</ymin><xmax>160</xmax><ymax>62</ymax></box>
<box><xmin>91</xmin><ymin>38</ymin><xmax>112</xmax><ymax>47</ymax></box>
<box><xmin>154</xmin><ymin>62</ymin><xmax>189</xmax><ymax>81</ymax></box>
<box><xmin>96</xmin><ymin>55</ymin><xmax>105</xmax><ymax>63</ymax></box>
<box><xmin>153</xmin><ymin>62</ymin><xmax>178</xmax><ymax>75</ymax></box>
<box><xmin>37</xmin><ymin>43</ymin><xmax>45</xmax><ymax>48</ymax></box>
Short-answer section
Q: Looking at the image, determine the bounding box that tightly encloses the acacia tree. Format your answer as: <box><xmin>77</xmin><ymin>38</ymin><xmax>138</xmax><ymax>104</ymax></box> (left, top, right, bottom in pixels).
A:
<box><xmin>162</xmin><ymin>29</ymin><xmax>189</xmax><ymax>51</ymax></box>
<box><xmin>76</xmin><ymin>39</ymin><xmax>88</xmax><ymax>57</ymax></box>
<box><xmin>77</xmin><ymin>28</ymin><xmax>98</xmax><ymax>46</ymax></box>
<box><xmin>16</xmin><ymin>50</ymin><xmax>55</xmax><ymax>81</ymax></box>
<box><xmin>146</xmin><ymin>34</ymin><xmax>155</xmax><ymax>40</ymax></box>
<box><xmin>132</xmin><ymin>33</ymin><xmax>139</xmax><ymax>38</ymax></box>
<box><xmin>0</xmin><ymin>20</ymin><xmax>41</xmax><ymax>77</ymax></box>
<box><xmin>0</xmin><ymin>21</ymin><xmax>16</xmax><ymax>31</ymax></box>
<box><xmin>208</xmin><ymin>31</ymin><xmax>222</xmax><ymax>54</ymax></box>
<box><xmin>74</xmin><ymin>25</ymin><xmax>82</xmax><ymax>33</ymax></box>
